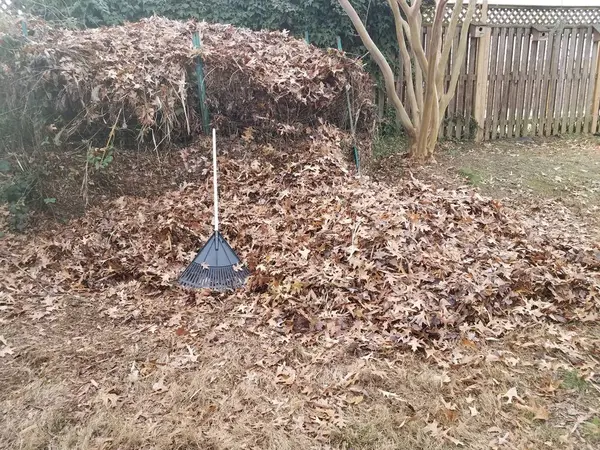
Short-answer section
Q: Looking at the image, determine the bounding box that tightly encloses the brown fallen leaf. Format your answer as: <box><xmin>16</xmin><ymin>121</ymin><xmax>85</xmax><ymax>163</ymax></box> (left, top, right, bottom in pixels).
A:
<box><xmin>275</xmin><ymin>365</ymin><xmax>296</xmax><ymax>385</ymax></box>
<box><xmin>443</xmin><ymin>408</ymin><xmax>459</xmax><ymax>423</ymax></box>
<box><xmin>516</xmin><ymin>403</ymin><xmax>549</xmax><ymax>421</ymax></box>
<box><xmin>0</xmin><ymin>346</ymin><xmax>14</xmax><ymax>358</ymax></box>
<box><xmin>152</xmin><ymin>377</ymin><xmax>169</xmax><ymax>393</ymax></box>
<box><xmin>346</xmin><ymin>395</ymin><xmax>364</xmax><ymax>405</ymax></box>
<box><xmin>501</xmin><ymin>387</ymin><xmax>521</xmax><ymax>404</ymax></box>
<box><xmin>423</xmin><ymin>420</ymin><xmax>441</xmax><ymax>437</ymax></box>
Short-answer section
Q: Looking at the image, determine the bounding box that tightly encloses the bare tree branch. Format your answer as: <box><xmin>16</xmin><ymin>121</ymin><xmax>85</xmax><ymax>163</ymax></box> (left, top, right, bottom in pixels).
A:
<box><xmin>415</xmin><ymin>0</ymin><xmax>447</xmax><ymax>157</ymax></box>
<box><xmin>388</xmin><ymin>0</ymin><xmax>419</xmax><ymax>127</ymax></box>
<box><xmin>440</xmin><ymin>0</ymin><xmax>476</xmax><ymax>112</ymax></box>
<box><xmin>337</xmin><ymin>0</ymin><xmax>416</xmax><ymax>137</ymax></box>
<box><xmin>413</xmin><ymin>12</ymin><xmax>425</xmax><ymax>114</ymax></box>
<box><xmin>428</xmin><ymin>84</ymin><xmax>441</xmax><ymax>152</ymax></box>
<box><xmin>397</xmin><ymin>0</ymin><xmax>428</xmax><ymax>76</ymax></box>
<box><xmin>436</xmin><ymin>0</ymin><xmax>464</xmax><ymax>93</ymax></box>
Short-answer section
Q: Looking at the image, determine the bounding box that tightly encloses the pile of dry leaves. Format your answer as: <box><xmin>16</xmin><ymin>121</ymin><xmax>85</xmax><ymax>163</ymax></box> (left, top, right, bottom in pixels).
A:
<box><xmin>0</xmin><ymin>16</ymin><xmax>373</xmax><ymax>143</ymax></box>
<box><xmin>1</xmin><ymin>125</ymin><xmax>598</xmax><ymax>351</ymax></box>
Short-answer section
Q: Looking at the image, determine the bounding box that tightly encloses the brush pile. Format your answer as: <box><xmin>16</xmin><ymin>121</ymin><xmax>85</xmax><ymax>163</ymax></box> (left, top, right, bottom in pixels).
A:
<box><xmin>1</xmin><ymin>126</ymin><xmax>598</xmax><ymax>350</ymax></box>
<box><xmin>0</xmin><ymin>16</ymin><xmax>373</xmax><ymax>144</ymax></box>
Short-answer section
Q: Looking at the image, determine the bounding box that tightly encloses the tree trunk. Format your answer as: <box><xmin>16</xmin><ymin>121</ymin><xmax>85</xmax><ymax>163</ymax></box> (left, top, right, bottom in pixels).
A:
<box><xmin>338</xmin><ymin>0</ymin><xmax>478</xmax><ymax>163</ymax></box>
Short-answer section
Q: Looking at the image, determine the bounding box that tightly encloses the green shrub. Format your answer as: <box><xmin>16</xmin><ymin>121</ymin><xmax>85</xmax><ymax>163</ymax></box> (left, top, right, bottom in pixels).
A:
<box><xmin>0</xmin><ymin>159</ymin><xmax>39</xmax><ymax>232</ymax></box>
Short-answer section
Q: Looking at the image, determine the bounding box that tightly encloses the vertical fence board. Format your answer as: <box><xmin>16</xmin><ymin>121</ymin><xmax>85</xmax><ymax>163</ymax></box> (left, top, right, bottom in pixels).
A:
<box><xmin>591</xmin><ymin>39</ymin><xmax>600</xmax><ymax>133</ymax></box>
<box><xmin>531</xmin><ymin>39</ymin><xmax>547</xmax><ymax>136</ymax></box>
<box><xmin>447</xmin><ymin>30</ymin><xmax>460</xmax><ymax>139</ymax></box>
<box><xmin>554</xmin><ymin>29</ymin><xmax>570</xmax><ymax>134</ymax></box>
<box><xmin>568</xmin><ymin>29</ymin><xmax>582</xmax><ymax>133</ymax></box>
<box><xmin>578</xmin><ymin>28</ymin><xmax>593</xmax><ymax>134</ymax></box>
<box><xmin>456</xmin><ymin>29</ymin><xmax>470</xmax><ymax>139</ymax></box>
<box><xmin>562</xmin><ymin>29</ymin><xmax>575</xmax><ymax>133</ymax></box>
<box><xmin>474</xmin><ymin>26</ymin><xmax>491</xmax><ymax>141</ymax></box>
<box><xmin>515</xmin><ymin>30</ymin><xmax>532</xmax><ymax>138</ymax></box>
<box><xmin>506</xmin><ymin>28</ymin><xmax>523</xmax><ymax>138</ymax></box>
<box><xmin>572</xmin><ymin>28</ymin><xmax>588</xmax><ymax>133</ymax></box>
<box><xmin>465</xmin><ymin>35</ymin><xmax>477</xmax><ymax>138</ymax></box>
<box><xmin>509</xmin><ymin>28</ymin><xmax>522</xmax><ymax>137</ymax></box>
<box><xmin>562</xmin><ymin>29</ymin><xmax>577</xmax><ymax>133</ymax></box>
<box><xmin>538</xmin><ymin>33</ymin><xmax>554</xmax><ymax>136</ymax></box>
<box><xmin>524</xmin><ymin>38</ymin><xmax>540</xmax><ymax>136</ymax></box>
<box><xmin>492</xmin><ymin>28</ymin><xmax>508</xmax><ymax>139</ymax></box>
<box><xmin>585</xmin><ymin>39</ymin><xmax>599</xmax><ymax>133</ymax></box>
<box><xmin>499</xmin><ymin>27</ymin><xmax>515</xmax><ymax>138</ymax></box>
<box><xmin>572</xmin><ymin>28</ymin><xmax>585</xmax><ymax>133</ymax></box>
<box><xmin>545</xmin><ymin>28</ymin><xmax>562</xmax><ymax>136</ymax></box>
<box><xmin>484</xmin><ymin>27</ymin><xmax>501</xmax><ymax>140</ymax></box>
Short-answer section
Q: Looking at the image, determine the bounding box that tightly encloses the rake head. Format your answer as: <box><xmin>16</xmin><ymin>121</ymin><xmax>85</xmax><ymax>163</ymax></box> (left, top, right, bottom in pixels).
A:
<box><xmin>179</xmin><ymin>231</ymin><xmax>250</xmax><ymax>290</ymax></box>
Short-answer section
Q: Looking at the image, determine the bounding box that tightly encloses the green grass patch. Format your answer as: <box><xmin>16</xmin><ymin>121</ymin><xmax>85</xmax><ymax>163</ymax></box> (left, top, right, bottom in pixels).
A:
<box><xmin>583</xmin><ymin>417</ymin><xmax>600</xmax><ymax>442</ymax></box>
<box><xmin>372</xmin><ymin>135</ymin><xmax>408</xmax><ymax>160</ymax></box>
<box><xmin>560</xmin><ymin>370</ymin><xmax>589</xmax><ymax>392</ymax></box>
<box><xmin>457</xmin><ymin>167</ymin><xmax>483</xmax><ymax>186</ymax></box>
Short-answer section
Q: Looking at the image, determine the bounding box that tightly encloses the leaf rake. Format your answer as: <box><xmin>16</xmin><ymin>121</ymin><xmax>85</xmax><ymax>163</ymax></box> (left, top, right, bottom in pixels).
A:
<box><xmin>179</xmin><ymin>129</ymin><xmax>250</xmax><ymax>290</ymax></box>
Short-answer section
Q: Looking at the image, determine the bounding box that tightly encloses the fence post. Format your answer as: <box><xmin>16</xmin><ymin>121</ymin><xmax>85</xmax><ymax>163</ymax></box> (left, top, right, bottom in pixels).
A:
<box><xmin>591</xmin><ymin>37</ymin><xmax>600</xmax><ymax>133</ymax></box>
<box><xmin>192</xmin><ymin>31</ymin><xmax>210</xmax><ymax>135</ymax></box>
<box><xmin>473</xmin><ymin>3</ymin><xmax>490</xmax><ymax>142</ymax></box>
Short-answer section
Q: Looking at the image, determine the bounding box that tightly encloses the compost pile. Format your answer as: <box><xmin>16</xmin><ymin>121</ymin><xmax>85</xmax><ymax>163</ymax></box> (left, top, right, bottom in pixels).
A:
<box><xmin>0</xmin><ymin>16</ymin><xmax>373</xmax><ymax>143</ymax></box>
<box><xmin>1</xmin><ymin>126</ymin><xmax>598</xmax><ymax>350</ymax></box>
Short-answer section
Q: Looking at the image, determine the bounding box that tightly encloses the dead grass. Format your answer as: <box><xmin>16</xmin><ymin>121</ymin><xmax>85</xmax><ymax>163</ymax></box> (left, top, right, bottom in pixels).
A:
<box><xmin>1</xmin><ymin>290</ymin><xmax>600</xmax><ymax>449</ymax></box>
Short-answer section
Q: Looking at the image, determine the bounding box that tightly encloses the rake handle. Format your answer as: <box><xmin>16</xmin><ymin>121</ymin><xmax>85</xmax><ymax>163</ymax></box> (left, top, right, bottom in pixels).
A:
<box><xmin>212</xmin><ymin>128</ymin><xmax>219</xmax><ymax>236</ymax></box>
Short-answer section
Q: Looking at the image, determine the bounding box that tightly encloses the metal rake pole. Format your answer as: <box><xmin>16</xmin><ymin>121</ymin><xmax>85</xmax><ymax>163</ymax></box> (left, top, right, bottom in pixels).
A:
<box><xmin>212</xmin><ymin>128</ymin><xmax>219</xmax><ymax>250</ymax></box>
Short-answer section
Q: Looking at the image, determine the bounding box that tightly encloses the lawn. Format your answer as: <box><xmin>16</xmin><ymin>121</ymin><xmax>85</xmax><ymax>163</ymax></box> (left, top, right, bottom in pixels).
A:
<box><xmin>434</xmin><ymin>136</ymin><xmax>600</xmax><ymax>235</ymax></box>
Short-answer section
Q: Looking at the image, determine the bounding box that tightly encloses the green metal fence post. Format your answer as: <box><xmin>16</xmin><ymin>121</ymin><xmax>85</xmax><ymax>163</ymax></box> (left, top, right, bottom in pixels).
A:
<box><xmin>192</xmin><ymin>31</ymin><xmax>210</xmax><ymax>134</ymax></box>
<box><xmin>336</xmin><ymin>36</ymin><xmax>360</xmax><ymax>174</ymax></box>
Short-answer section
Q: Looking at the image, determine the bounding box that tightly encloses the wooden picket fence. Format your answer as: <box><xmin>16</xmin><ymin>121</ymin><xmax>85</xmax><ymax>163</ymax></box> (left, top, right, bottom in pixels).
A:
<box><xmin>391</xmin><ymin>5</ymin><xmax>600</xmax><ymax>141</ymax></box>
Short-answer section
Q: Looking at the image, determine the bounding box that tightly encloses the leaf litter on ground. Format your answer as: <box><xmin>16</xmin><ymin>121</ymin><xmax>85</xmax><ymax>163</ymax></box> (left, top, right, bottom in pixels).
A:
<box><xmin>1</xmin><ymin>124</ymin><xmax>598</xmax><ymax>356</ymax></box>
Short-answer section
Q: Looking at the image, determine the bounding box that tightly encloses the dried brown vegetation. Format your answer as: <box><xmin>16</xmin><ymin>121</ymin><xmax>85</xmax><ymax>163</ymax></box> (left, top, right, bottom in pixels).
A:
<box><xmin>0</xmin><ymin>17</ymin><xmax>373</xmax><ymax>144</ymax></box>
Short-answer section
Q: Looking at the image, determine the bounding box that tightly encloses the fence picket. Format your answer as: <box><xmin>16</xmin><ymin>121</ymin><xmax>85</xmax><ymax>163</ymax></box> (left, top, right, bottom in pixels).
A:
<box><xmin>585</xmin><ymin>39</ymin><xmax>599</xmax><ymax>133</ymax></box>
<box><xmin>514</xmin><ymin>30</ymin><xmax>532</xmax><ymax>138</ymax></box>
<box><xmin>484</xmin><ymin>27</ymin><xmax>501</xmax><ymax>140</ymax></box>
<box><xmin>506</xmin><ymin>28</ymin><xmax>523</xmax><ymax>138</ymax></box>
<box><xmin>499</xmin><ymin>28</ymin><xmax>516</xmax><ymax>138</ymax></box>
<box><xmin>531</xmin><ymin>39</ymin><xmax>547</xmax><ymax>136</ymax></box>
<box><xmin>545</xmin><ymin>29</ymin><xmax>561</xmax><ymax>136</ymax></box>
<box><xmin>537</xmin><ymin>33</ymin><xmax>554</xmax><ymax>136</ymax></box>
<box><xmin>578</xmin><ymin>28</ymin><xmax>593</xmax><ymax>134</ymax></box>
<box><xmin>492</xmin><ymin>28</ymin><xmax>508</xmax><ymax>139</ymax></box>
<box><xmin>572</xmin><ymin>28</ymin><xmax>584</xmax><ymax>133</ymax></box>
<box><xmin>455</xmin><ymin>32</ymin><xmax>469</xmax><ymax>139</ymax></box>
<box><xmin>562</xmin><ymin>29</ymin><xmax>578</xmax><ymax>133</ymax></box>
<box><xmin>464</xmin><ymin>34</ymin><xmax>478</xmax><ymax>139</ymax></box>
<box><xmin>553</xmin><ymin>29</ymin><xmax>570</xmax><ymax>135</ymax></box>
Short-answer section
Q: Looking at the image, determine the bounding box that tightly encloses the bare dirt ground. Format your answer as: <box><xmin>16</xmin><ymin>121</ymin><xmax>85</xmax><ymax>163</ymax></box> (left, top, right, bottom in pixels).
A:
<box><xmin>1</xmin><ymin>135</ymin><xmax>600</xmax><ymax>450</ymax></box>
